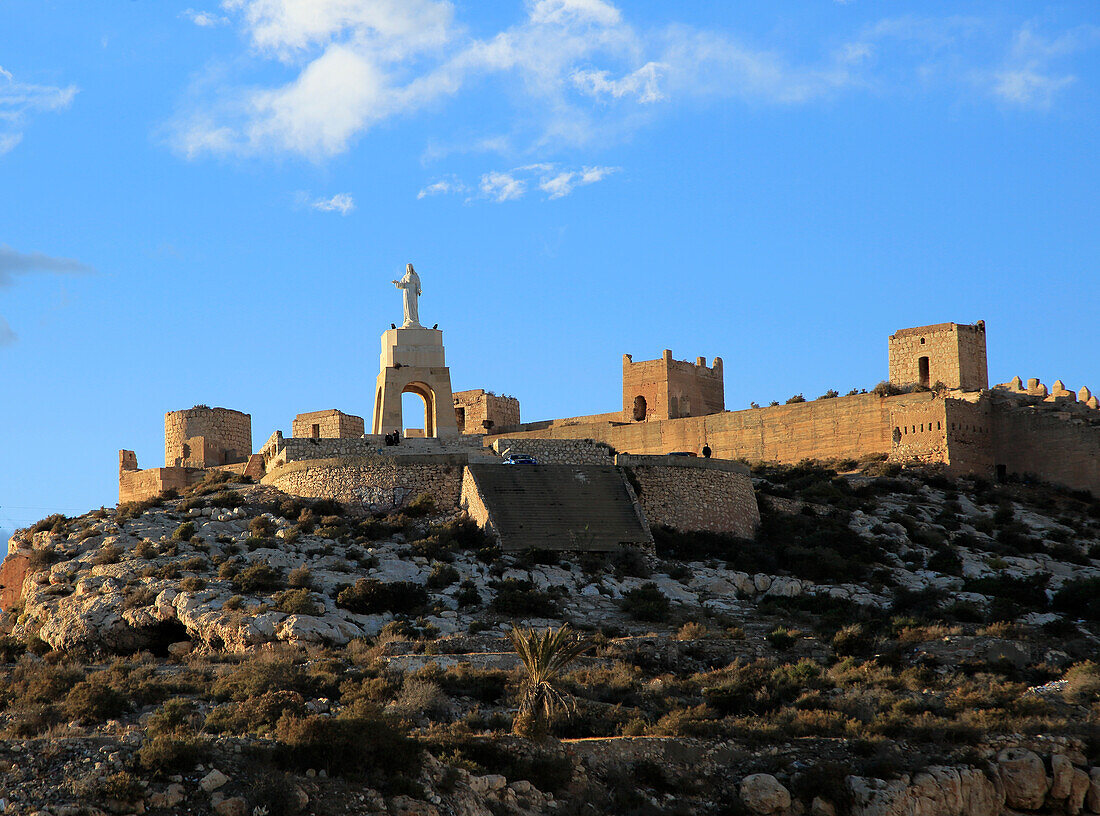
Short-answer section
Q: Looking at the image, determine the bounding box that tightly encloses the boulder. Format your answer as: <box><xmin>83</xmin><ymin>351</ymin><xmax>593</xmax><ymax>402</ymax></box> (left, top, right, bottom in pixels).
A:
<box><xmin>1087</xmin><ymin>768</ymin><xmax>1100</xmax><ymax>813</ymax></box>
<box><xmin>200</xmin><ymin>769</ymin><xmax>229</xmax><ymax>793</ymax></box>
<box><xmin>1069</xmin><ymin>768</ymin><xmax>1091</xmax><ymax>815</ymax></box>
<box><xmin>740</xmin><ymin>773</ymin><xmax>791</xmax><ymax>815</ymax></box>
<box><xmin>214</xmin><ymin>798</ymin><xmax>248</xmax><ymax>816</ymax></box>
<box><xmin>997</xmin><ymin>748</ymin><xmax>1049</xmax><ymax>810</ymax></box>
<box><xmin>1053</xmin><ymin>754</ymin><xmax>1076</xmax><ymax>799</ymax></box>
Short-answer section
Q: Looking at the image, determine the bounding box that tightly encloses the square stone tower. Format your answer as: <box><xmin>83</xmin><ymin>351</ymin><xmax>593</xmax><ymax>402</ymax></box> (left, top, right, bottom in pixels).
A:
<box><xmin>622</xmin><ymin>350</ymin><xmax>724</xmax><ymax>421</ymax></box>
<box><xmin>888</xmin><ymin>321</ymin><xmax>988</xmax><ymax>391</ymax></box>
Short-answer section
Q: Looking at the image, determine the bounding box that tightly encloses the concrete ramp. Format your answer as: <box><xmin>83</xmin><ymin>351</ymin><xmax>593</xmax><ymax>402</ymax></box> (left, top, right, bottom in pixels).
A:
<box><xmin>463</xmin><ymin>464</ymin><xmax>652</xmax><ymax>552</ymax></box>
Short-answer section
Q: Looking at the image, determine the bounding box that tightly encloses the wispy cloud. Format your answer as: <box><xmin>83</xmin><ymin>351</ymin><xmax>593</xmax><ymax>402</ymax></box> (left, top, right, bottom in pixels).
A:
<box><xmin>0</xmin><ymin>245</ymin><xmax>94</xmax><ymax>346</ymax></box>
<box><xmin>0</xmin><ymin>66</ymin><xmax>78</xmax><ymax>155</ymax></box>
<box><xmin>169</xmin><ymin>0</ymin><xmax>867</xmax><ymax>161</ymax></box>
<box><xmin>181</xmin><ymin>8</ymin><xmax>229</xmax><ymax>28</ymax></box>
<box><xmin>302</xmin><ymin>192</ymin><xmax>355</xmax><ymax>215</ymax></box>
<box><xmin>169</xmin><ymin>4</ymin><xmax>1100</xmax><ymax>168</ymax></box>
<box><xmin>987</xmin><ymin>23</ymin><xmax>1100</xmax><ymax>109</ymax></box>
<box><xmin>417</xmin><ymin>176</ymin><xmax>468</xmax><ymax>199</ymax></box>
<box><xmin>422</xmin><ymin>163</ymin><xmax>619</xmax><ymax>203</ymax></box>
<box><xmin>539</xmin><ymin>165</ymin><xmax>619</xmax><ymax>198</ymax></box>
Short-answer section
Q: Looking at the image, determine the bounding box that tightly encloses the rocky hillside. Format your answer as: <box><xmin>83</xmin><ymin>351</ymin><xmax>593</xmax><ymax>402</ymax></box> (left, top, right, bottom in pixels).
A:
<box><xmin>3</xmin><ymin>463</ymin><xmax>1100</xmax><ymax>816</ymax></box>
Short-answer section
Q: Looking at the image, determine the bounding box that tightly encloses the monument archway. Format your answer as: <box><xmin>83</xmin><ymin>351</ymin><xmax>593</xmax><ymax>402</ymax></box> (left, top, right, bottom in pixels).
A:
<box><xmin>371</xmin><ymin>264</ymin><xmax>459</xmax><ymax>438</ymax></box>
<box><xmin>401</xmin><ymin>382</ymin><xmax>437</xmax><ymax>436</ymax></box>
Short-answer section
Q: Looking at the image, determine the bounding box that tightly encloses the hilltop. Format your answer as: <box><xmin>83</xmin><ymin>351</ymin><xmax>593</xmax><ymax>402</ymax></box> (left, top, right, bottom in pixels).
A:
<box><xmin>2</xmin><ymin>463</ymin><xmax>1100</xmax><ymax>815</ymax></box>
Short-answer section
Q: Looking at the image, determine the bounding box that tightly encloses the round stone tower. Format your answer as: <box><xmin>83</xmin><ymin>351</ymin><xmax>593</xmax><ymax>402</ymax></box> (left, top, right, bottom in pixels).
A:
<box><xmin>164</xmin><ymin>406</ymin><xmax>252</xmax><ymax>467</ymax></box>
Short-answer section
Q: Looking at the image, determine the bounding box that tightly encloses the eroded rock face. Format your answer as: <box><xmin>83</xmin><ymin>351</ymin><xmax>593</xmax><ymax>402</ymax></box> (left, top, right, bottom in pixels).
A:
<box><xmin>740</xmin><ymin>773</ymin><xmax>791</xmax><ymax>815</ymax></box>
<box><xmin>997</xmin><ymin>747</ymin><xmax>1049</xmax><ymax>811</ymax></box>
<box><xmin>846</xmin><ymin>767</ymin><xmax>1003</xmax><ymax>816</ymax></box>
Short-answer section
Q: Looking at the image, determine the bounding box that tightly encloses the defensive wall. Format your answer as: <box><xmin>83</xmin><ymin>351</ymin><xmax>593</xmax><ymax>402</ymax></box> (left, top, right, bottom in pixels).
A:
<box><xmin>261</xmin><ymin>455</ymin><xmax>467</xmax><ymax>514</ymax></box>
<box><xmin>616</xmin><ymin>454</ymin><xmax>759</xmax><ymax>538</ymax></box>
<box><xmin>489</xmin><ymin>391</ymin><xmax>937</xmax><ymax>464</ymax></box>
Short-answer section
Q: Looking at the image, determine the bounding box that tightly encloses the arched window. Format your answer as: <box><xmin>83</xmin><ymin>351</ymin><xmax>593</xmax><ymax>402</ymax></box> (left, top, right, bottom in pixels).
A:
<box><xmin>632</xmin><ymin>395</ymin><xmax>647</xmax><ymax>421</ymax></box>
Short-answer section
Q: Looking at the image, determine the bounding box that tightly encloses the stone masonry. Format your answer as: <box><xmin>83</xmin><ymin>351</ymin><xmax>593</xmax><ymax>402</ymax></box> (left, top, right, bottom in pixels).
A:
<box><xmin>454</xmin><ymin>389</ymin><xmax>520</xmax><ymax>434</ymax></box>
<box><xmin>164</xmin><ymin>407</ymin><xmax>251</xmax><ymax>468</ymax></box>
<box><xmin>291</xmin><ymin>409</ymin><xmax>364</xmax><ymax>439</ymax></box>
<box><xmin>888</xmin><ymin>321</ymin><xmax>988</xmax><ymax>391</ymax></box>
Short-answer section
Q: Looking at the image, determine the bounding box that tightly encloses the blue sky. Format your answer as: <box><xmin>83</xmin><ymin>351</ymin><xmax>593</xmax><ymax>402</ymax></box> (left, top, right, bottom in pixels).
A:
<box><xmin>2</xmin><ymin>0</ymin><xmax>1099</xmax><ymax>541</ymax></box>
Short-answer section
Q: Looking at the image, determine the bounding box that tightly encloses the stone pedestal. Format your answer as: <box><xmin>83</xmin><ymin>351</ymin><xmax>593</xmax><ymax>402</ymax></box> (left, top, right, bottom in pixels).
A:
<box><xmin>371</xmin><ymin>327</ymin><xmax>459</xmax><ymax>437</ymax></box>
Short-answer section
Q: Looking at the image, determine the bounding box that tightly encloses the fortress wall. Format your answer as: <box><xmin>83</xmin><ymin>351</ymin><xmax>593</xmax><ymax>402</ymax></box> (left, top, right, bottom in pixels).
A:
<box><xmin>889</xmin><ymin>399</ymin><xmax>949</xmax><ymax>464</ymax></box>
<box><xmin>617</xmin><ymin>455</ymin><xmax>759</xmax><ymax>537</ymax></box>
<box><xmin>262</xmin><ymin>456</ymin><xmax>464</xmax><ymax>513</ymax></box>
<box><xmin>990</xmin><ymin>407</ymin><xmax>1100</xmax><ymax>495</ymax></box>
<box><xmin>491</xmin><ymin>393</ymin><xmax>937</xmax><ymax>465</ymax></box>
<box><xmin>165</xmin><ymin>407</ymin><xmax>252</xmax><ymax>467</ymax></box>
<box><xmin>119</xmin><ymin>467</ymin><xmax>204</xmax><ymax>504</ymax></box>
<box><xmin>491</xmin><ymin>437</ymin><xmax>616</xmax><ymax>465</ymax></box>
<box><xmin>944</xmin><ymin>398</ymin><xmax>997</xmax><ymax>476</ymax></box>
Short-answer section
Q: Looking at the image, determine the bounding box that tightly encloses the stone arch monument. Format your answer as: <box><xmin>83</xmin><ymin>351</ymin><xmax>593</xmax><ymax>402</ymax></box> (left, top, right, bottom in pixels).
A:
<box><xmin>371</xmin><ymin>264</ymin><xmax>459</xmax><ymax>437</ymax></box>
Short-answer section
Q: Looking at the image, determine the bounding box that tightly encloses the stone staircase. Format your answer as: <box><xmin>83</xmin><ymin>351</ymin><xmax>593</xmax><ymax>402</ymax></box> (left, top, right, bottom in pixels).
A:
<box><xmin>464</xmin><ymin>464</ymin><xmax>652</xmax><ymax>552</ymax></box>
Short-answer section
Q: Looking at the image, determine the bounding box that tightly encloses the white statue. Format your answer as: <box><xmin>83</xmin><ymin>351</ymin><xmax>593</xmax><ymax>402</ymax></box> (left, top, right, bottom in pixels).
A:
<box><xmin>392</xmin><ymin>263</ymin><xmax>422</xmax><ymax>327</ymax></box>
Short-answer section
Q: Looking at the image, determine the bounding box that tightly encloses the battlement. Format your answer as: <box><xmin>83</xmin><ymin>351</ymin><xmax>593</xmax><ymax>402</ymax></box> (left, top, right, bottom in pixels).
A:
<box><xmin>622</xmin><ymin>350</ymin><xmax>724</xmax><ymax>422</ymax></box>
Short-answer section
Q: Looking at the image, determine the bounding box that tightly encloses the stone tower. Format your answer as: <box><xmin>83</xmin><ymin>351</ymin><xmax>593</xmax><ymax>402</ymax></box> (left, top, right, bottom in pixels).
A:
<box><xmin>371</xmin><ymin>327</ymin><xmax>459</xmax><ymax>437</ymax></box>
<box><xmin>164</xmin><ymin>406</ymin><xmax>252</xmax><ymax>467</ymax></box>
<box><xmin>622</xmin><ymin>350</ymin><xmax>724</xmax><ymax>422</ymax></box>
<box><xmin>888</xmin><ymin>321</ymin><xmax>988</xmax><ymax>392</ymax></box>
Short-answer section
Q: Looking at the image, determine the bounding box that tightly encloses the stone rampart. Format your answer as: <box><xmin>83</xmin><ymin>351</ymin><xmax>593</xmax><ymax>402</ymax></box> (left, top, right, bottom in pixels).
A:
<box><xmin>889</xmin><ymin>397</ymin><xmax>949</xmax><ymax>464</ymax></box>
<box><xmin>615</xmin><ymin>454</ymin><xmax>759</xmax><ymax>537</ymax></box>
<box><xmin>490</xmin><ymin>437</ymin><xmax>616</xmax><ymax>465</ymax></box>
<box><xmin>491</xmin><ymin>392</ymin><xmax>938</xmax><ymax>465</ymax></box>
<box><xmin>119</xmin><ymin>466</ymin><xmax>205</xmax><ymax>504</ymax></box>
<box><xmin>262</xmin><ymin>455</ymin><xmax>465</xmax><ymax>513</ymax></box>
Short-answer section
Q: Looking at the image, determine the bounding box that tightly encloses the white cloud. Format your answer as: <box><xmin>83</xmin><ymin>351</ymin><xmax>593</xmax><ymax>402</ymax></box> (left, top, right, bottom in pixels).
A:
<box><xmin>571</xmin><ymin>62</ymin><xmax>666</xmax><ymax>103</ymax></box>
<box><xmin>171</xmin><ymin>5</ymin><xmax>1100</xmax><ymax>162</ymax></box>
<box><xmin>0</xmin><ymin>67</ymin><xmax>77</xmax><ymax>155</ymax></box>
<box><xmin>479</xmin><ymin>171</ymin><xmax>525</xmax><ymax>202</ymax></box>
<box><xmin>539</xmin><ymin>164</ymin><xmax>618</xmax><ymax>198</ymax></box>
<box><xmin>417</xmin><ymin>176</ymin><xmax>467</xmax><ymax>199</ymax></box>
<box><xmin>424</xmin><ymin>163</ymin><xmax>618</xmax><ymax>202</ymax></box>
<box><xmin>181</xmin><ymin>8</ymin><xmax>229</xmax><ymax>27</ymax></box>
<box><xmin>986</xmin><ymin>23</ymin><xmax>1100</xmax><ymax>108</ymax></box>
<box><xmin>174</xmin><ymin>0</ymin><xmax>867</xmax><ymax>160</ymax></box>
<box><xmin>308</xmin><ymin>192</ymin><xmax>355</xmax><ymax>214</ymax></box>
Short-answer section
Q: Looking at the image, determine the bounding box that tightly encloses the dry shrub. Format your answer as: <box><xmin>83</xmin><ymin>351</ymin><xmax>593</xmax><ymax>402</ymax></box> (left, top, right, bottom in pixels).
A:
<box><xmin>676</xmin><ymin>622</ymin><xmax>707</xmax><ymax>640</ymax></box>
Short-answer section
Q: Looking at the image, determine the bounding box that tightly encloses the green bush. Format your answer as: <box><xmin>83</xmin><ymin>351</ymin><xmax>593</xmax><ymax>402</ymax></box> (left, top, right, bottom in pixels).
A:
<box><xmin>620</xmin><ymin>583</ymin><xmax>670</xmax><ymax>622</ymax></box>
<box><xmin>179</xmin><ymin>576</ymin><xmax>206</xmax><ymax>592</ymax></box>
<box><xmin>404</xmin><ymin>493</ymin><xmax>436</xmax><ymax>518</ymax></box>
<box><xmin>455</xmin><ymin>579</ymin><xmax>482</xmax><ymax>608</ymax></box>
<box><xmin>205</xmin><ymin>690</ymin><xmax>306</xmax><ymax>735</ymax></box>
<box><xmin>489</xmin><ymin>579</ymin><xmax>559</xmax><ymax>617</ymax></box>
<box><xmin>766</xmin><ymin>626</ymin><xmax>799</xmax><ymax>649</ymax></box>
<box><xmin>172</xmin><ymin>522</ymin><xmax>196</xmax><ymax>541</ymax></box>
<box><xmin>426</xmin><ymin>562</ymin><xmax>459</xmax><ymax>589</ymax></box>
<box><xmin>287</xmin><ymin>565</ymin><xmax>313</xmax><ymax>589</ymax></box>
<box><xmin>232</xmin><ymin>561</ymin><xmax>284</xmax><ymax>594</ymax></box>
<box><xmin>273</xmin><ymin>707</ymin><xmax>420</xmax><ymax>781</ymax></box>
<box><xmin>1053</xmin><ymin>576</ymin><xmax>1100</xmax><ymax>621</ymax></box>
<box><xmin>274</xmin><ymin>589</ymin><xmax>322</xmax><ymax>616</ymax></box>
<box><xmin>62</xmin><ymin>681</ymin><xmax>129</xmax><ymax>724</ymax></box>
<box><xmin>92</xmin><ymin>544</ymin><xmax>122</xmax><ymax>566</ymax></box>
<box><xmin>137</xmin><ymin>734</ymin><xmax>207</xmax><ymax>774</ymax></box>
<box><xmin>786</xmin><ymin>394</ymin><xmax>806</xmax><ymax>404</ymax></box>
<box><xmin>336</xmin><ymin>579</ymin><xmax>428</xmax><ymax>615</ymax></box>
